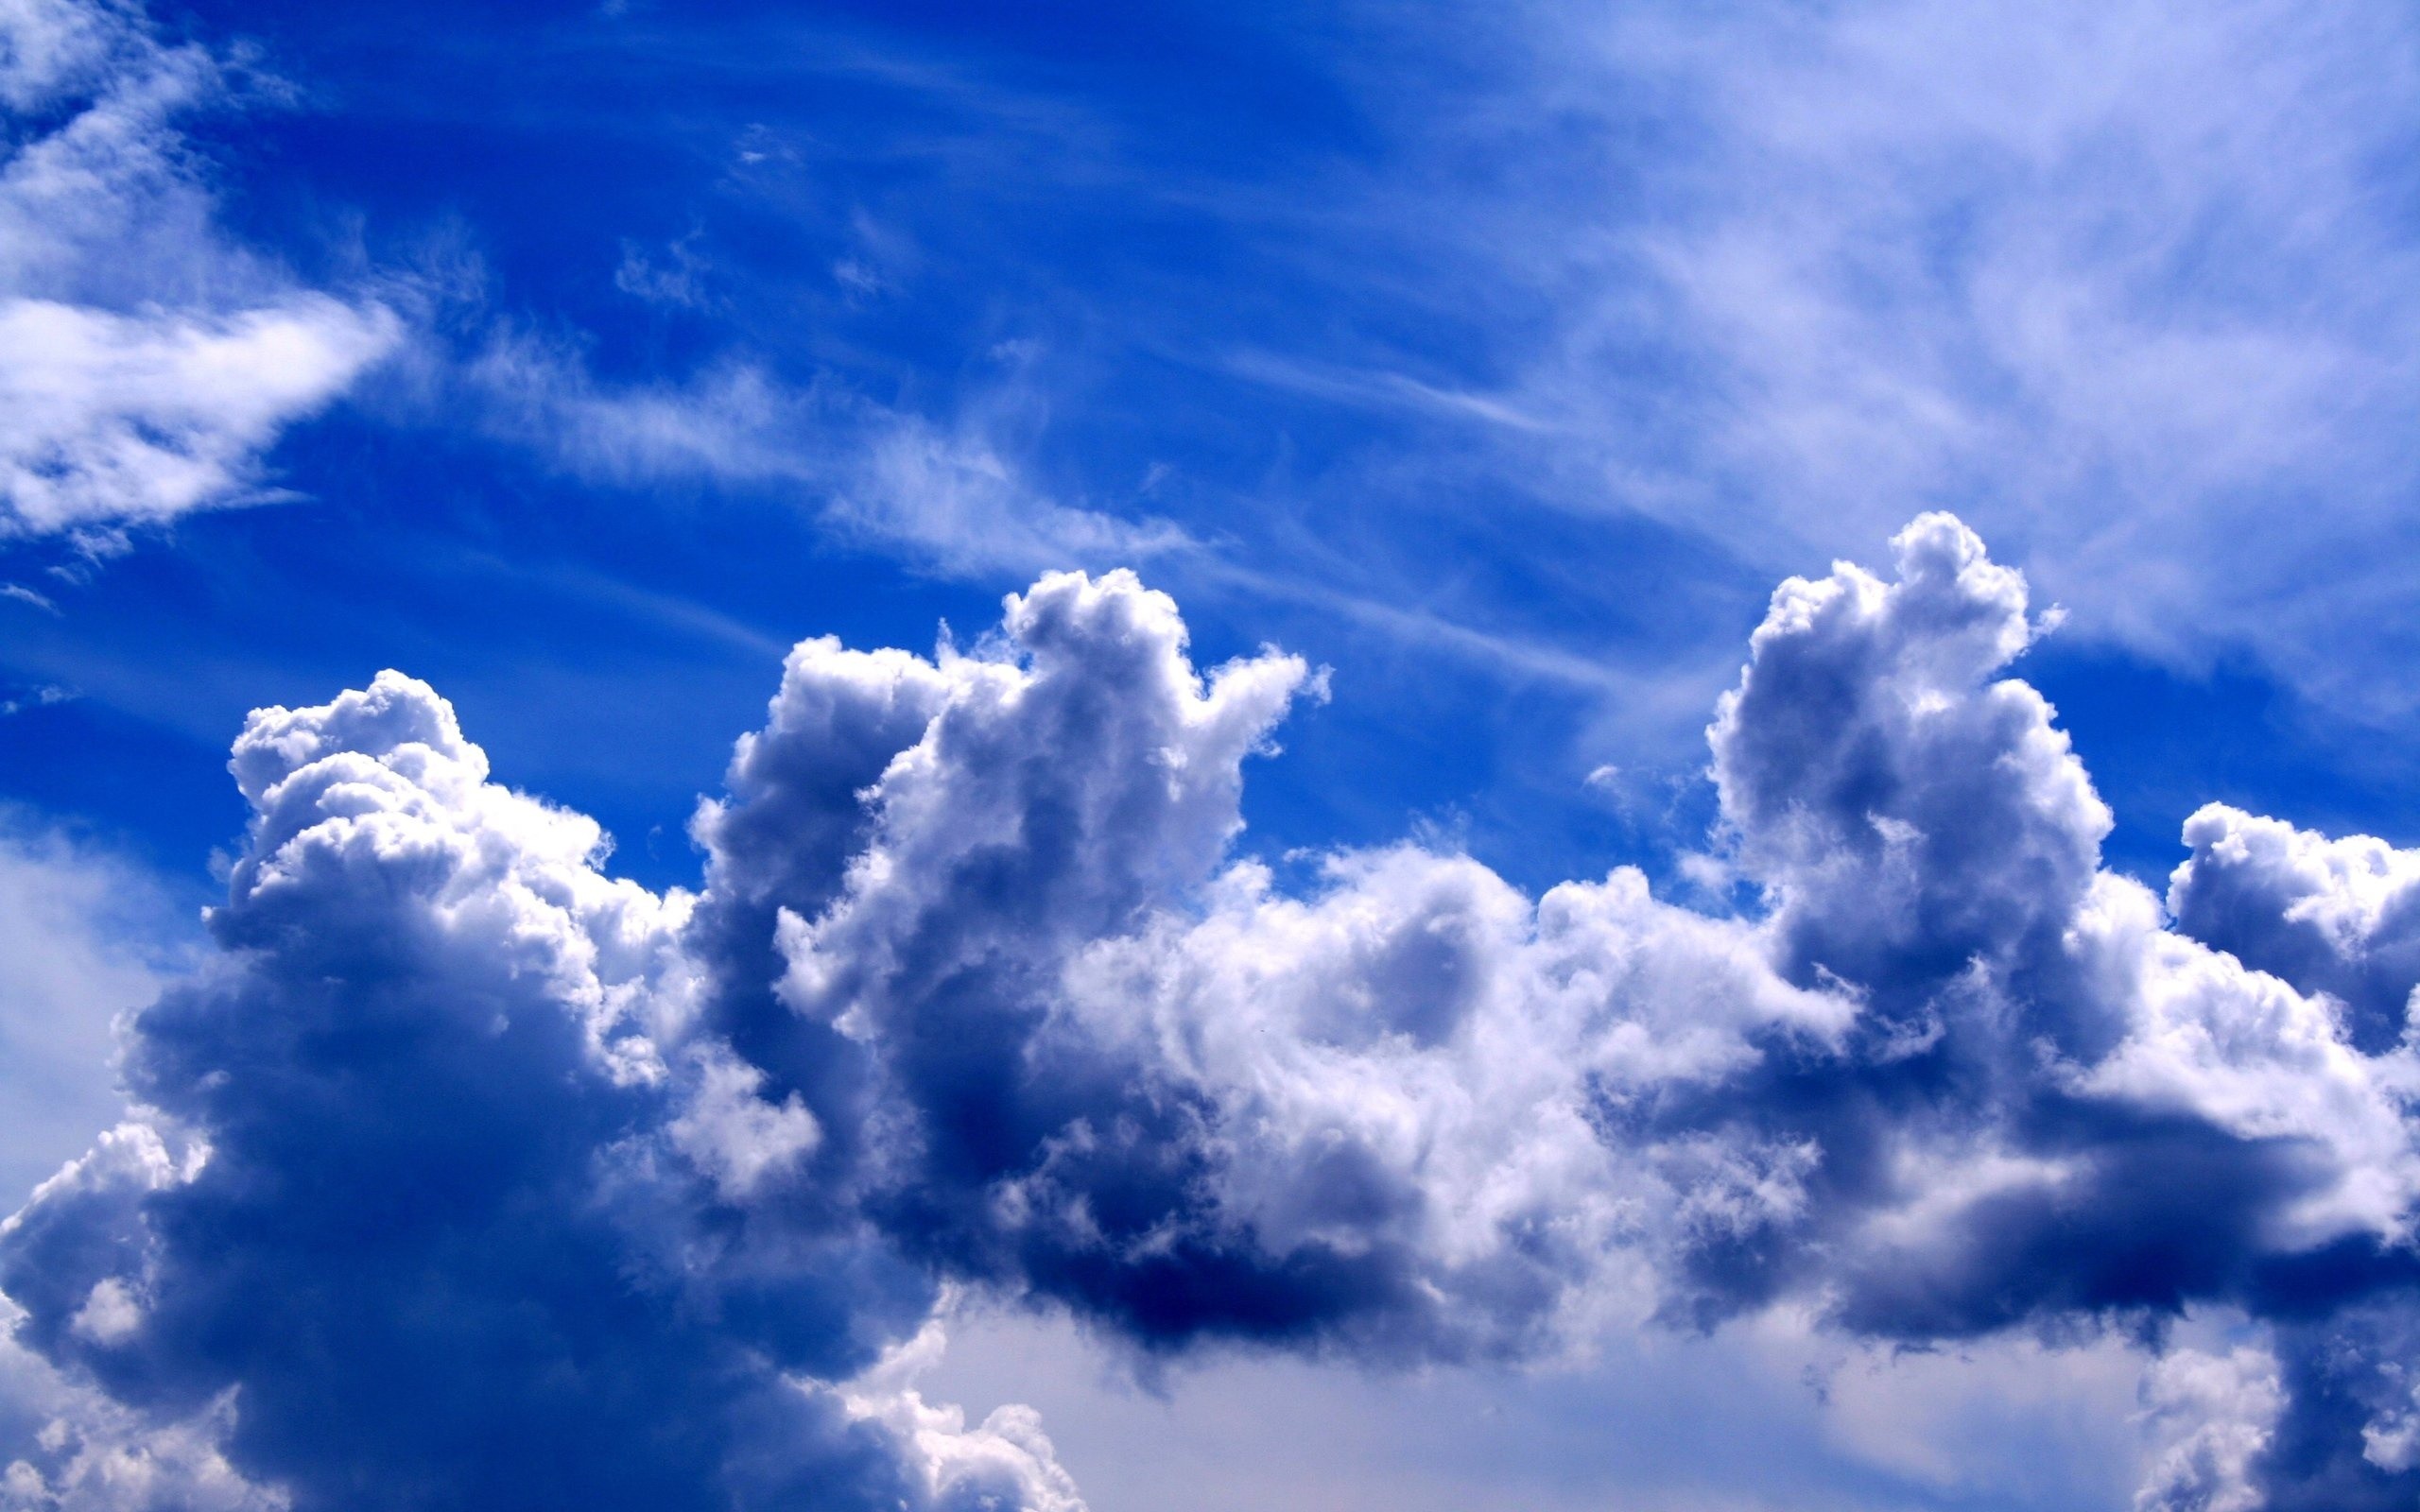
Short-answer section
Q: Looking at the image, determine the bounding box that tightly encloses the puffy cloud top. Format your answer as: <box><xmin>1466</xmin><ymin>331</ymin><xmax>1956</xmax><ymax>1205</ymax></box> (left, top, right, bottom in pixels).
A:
<box><xmin>0</xmin><ymin>670</ymin><xmax>1061</xmax><ymax>1511</ymax></box>
<box><xmin>2171</xmin><ymin>803</ymin><xmax>2420</xmax><ymax>1055</ymax></box>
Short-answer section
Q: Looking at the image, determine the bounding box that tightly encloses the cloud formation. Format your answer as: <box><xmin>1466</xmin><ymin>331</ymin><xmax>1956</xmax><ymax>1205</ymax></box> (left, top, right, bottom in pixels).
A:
<box><xmin>1394</xmin><ymin>0</ymin><xmax>2420</xmax><ymax>723</ymax></box>
<box><xmin>0</xmin><ymin>670</ymin><xmax>1072</xmax><ymax>1510</ymax></box>
<box><xmin>8</xmin><ymin>515</ymin><xmax>2420</xmax><ymax>1507</ymax></box>
<box><xmin>464</xmin><ymin>335</ymin><xmax>1187</xmax><ymax>580</ymax></box>
<box><xmin>0</xmin><ymin>0</ymin><xmax>397</xmax><ymax>544</ymax></box>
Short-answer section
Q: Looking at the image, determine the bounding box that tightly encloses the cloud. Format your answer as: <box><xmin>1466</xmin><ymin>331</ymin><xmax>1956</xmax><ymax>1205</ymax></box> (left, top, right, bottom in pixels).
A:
<box><xmin>836</xmin><ymin>412</ymin><xmax>1192</xmax><ymax>578</ymax></box>
<box><xmin>1440</xmin><ymin>0</ymin><xmax>2420</xmax><ymax>717</ymax></box>
<box><xmin>0</xmin><ymin>671</ymin><xmax>1074</xmax><ymax>1510</ymax></box>
<box><xmin>9</xmin><ymin>515</ymin><xmax>2420</xmax><ymax>1505</ymax></box>
<box><xmin>464</xmin><ymin>335</ymin><xmax>1187</xmax><ymax>580</ymax></box>
<box><xmin>2169</xmin><ymin>804</ymin><xmax>2420</xmax><ymax>1055</ymax></box>
<box><xmin>695</xmin><ymin>514</ymin><xmax>2420</xmax><ymax>1497</ymax></box>
<box><xmin>0</xmin><ymin>1283</ymin><xmax>284</xmax><ymax>1512</ymax></box>
<box><xmin>0</xmin><ymin>299</ymin><xmax>400</xmax><ymax>541</ymax></box>
<box><xmin>838</xmin><ymin>1314</ymin><xmax>1087</xmax><ymax>1512</ymax></box>
<box><xmin>919</xmin><ymin>1296</ymin><xmax>2160</xmax><ymax>1511</ymax></box>
<box><xmin>0</xmin><ymin>815</ymin><xmax>183</xmax><ymax>1207</ymax></box>
<box><xmin>613</xmin><ymin>232</ymin><xmax>716</xmax><ymax>310</ymax></box>
<box><xmin>0</xmin><ymin>0</ymin><xmax>398</xmax><ymax>544</ymax></box>
<box><xmin>2135</xmin><ymin>1343</ymin><xmax>2283</xmax><ymax>1512</ymax></box>
<box><xmin>0</xmin><ymin>1129</ymin><xmax>283</xmax><ymax>1512</ymax></box>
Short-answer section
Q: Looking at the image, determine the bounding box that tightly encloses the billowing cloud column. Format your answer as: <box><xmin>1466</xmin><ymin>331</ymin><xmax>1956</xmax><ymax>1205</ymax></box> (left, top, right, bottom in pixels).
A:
<box><xmin>0</xmin><ymin>673</ymin><xmax>1080</xmax><ymax>1511</ymax></box>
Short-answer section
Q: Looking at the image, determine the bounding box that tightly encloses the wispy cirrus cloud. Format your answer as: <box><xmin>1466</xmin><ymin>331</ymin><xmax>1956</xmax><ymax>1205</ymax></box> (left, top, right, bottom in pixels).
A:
<box><xmin>0</xmin><ymin>0</ymin><xmax>399</xmax><ymax>548</ymax></box>
<box><xmin>1472</xmin><ymin>0</ymin><xmax>2420</xmax><ymax>709</ymax></box>
<box><xmin>463</xmin><ymin>332</ymin><xmax>1190</xmax><ymax>579</ymax></box>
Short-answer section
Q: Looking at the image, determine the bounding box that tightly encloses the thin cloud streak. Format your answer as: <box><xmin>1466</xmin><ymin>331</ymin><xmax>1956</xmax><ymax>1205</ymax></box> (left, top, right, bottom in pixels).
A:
<box><xmin>461</xmin><ymin>334</ymin><xmax>1192</xmax><ymax>581</ymax></box>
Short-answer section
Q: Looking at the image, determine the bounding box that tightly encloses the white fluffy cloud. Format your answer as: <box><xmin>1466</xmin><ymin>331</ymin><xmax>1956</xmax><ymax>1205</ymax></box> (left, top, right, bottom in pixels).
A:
<box><xmin>0</xmin><ymin>0</ymin><xmax>397</xmax><ymax>542</ymax></box>
<box><xmin>7</xmin><ymin>514</ymin><xmax>2420</xmax><ymax>1506</ymax></box>
<box><xmin>837</xmin><ymin>1314</ymin><xmax>1087</xmax><ymax>1512</ymax></box>
<box><xmin>2170</xmin><ymin>803</ymin><xmax>2420</xmax><ymax>1054</ymax></box>
<box><xmin>2135</xmin><ymin>1343</ymin><xmax>2283</xmax><ymax>1512</ymax></box>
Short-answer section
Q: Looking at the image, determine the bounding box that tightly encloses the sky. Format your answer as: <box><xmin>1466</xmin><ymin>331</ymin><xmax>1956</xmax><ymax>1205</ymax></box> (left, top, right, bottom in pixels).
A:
<box><xmin>6</xmin><ymin>0</ymin><xmax>2420</xmax><ymax>1508</ymax></box>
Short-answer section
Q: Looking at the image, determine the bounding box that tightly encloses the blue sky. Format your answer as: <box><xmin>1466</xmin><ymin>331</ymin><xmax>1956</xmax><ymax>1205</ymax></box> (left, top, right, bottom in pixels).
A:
<box><xmin>15</xmin><ymin>0</ymin><xmax>2420</xmax><ymax>896</ymax></box>
<box><xmin>9</xmin><ymin>2</ymin><xmax>2420</xmax><ymax>1508</ymax></box>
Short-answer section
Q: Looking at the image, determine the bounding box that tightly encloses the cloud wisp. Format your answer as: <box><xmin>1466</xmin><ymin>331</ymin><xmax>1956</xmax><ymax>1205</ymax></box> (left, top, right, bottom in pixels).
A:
<box><xmin>1329</xmin><ymin>0</ymin><xmax>2420</xmax><ymax>717</ymax></box>
<box><xmin>0</xmin><ymin>0</ymin><xmax>397</xmax><ymax>548</ymax></box>
<box><xmin>6</xmin><ymin>516</ymin><xmax>2420</xmax><ymax>1507</ymax></box>
<box><xmin>461</xmin><ymin>333</ymin><xmax>1190</xmax><ymax>581</ymax></box>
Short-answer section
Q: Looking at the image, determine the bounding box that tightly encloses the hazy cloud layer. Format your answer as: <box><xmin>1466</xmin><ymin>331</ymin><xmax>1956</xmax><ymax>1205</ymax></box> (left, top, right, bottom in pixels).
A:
<box><xmin>0</xmin><ymin>817</ymin><xmax>182</xmax><ymax>1207</ymax></box>
<box><xmin>1416</xmin><ymin>0</ymin><xmax>2420</xmax><ymax>719</ymax></box>
<box><xmin>8</xmin><ymin>517</ymin><xmax>2420</xmax><ymax>1507</ymax></box>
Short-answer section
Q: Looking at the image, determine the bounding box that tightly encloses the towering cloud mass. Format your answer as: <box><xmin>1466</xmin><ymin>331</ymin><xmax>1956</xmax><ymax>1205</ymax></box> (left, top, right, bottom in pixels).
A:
<box><xmin>6</xmin><ymin>516</ymin><xmax>2420</xmax><ymax>1508</ymax></box>
<box><xmin>0</xmin><ymin>673</ymin><xmax>1073</xmax><ymax>1511</ymax></box>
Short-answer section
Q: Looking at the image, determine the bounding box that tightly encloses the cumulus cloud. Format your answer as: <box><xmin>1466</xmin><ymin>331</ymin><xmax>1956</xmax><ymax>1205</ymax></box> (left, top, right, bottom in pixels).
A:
<box><xmin>699</xmin><ymin>514</ymin><xmax>2420</xmax><ymax>1498</ymax></box>
<box><xmin>838</xmin><ymin>1314</ymin><xmax>1087</xmax><ymax>1512</ymax></box>
<box><xmin>0</xmin><ymin>671</ymin><xmax>1073</xmax><ymax>1510</ymax></box>
<box><xmin>0</xmin><ymin>0</ymin><xmax>398</xmax><ymax>543</ymax></box>
<box><xmin>2135</xmin><ymin>1344</ymin><xmax>2282</xmax><ymax>1512</ymax></box>
<box><xmin>9</xmin><ymin>514</ymin><xmax>2420</xmax><ymax>1506</ymax></box>
<box><xmin>0</xmin><ymin>1129</ymin><xmax>278</xmax><ymax>1512</ymax></box>
<box><xmin>0</xmin><ymin>1291</ymin><xmax>284</xmax><ymax>1512</ymax></box>
<box><xmin>2170</xmin><ymin>804</ymin><xmax>2420</xmax><ymax>1055</ymax></box>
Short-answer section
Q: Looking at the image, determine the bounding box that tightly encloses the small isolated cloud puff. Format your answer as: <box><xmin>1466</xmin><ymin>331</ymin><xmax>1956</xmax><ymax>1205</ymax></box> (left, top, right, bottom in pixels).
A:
<box><xmin>0</xmin><ymin>0</ymin><xmax>398</xmax><ymax>543</ymax></box>
<box><xmin>9</xmin><ymin>516</ymin><xmax>2420</xmax><ymax>1508</ymax></box>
